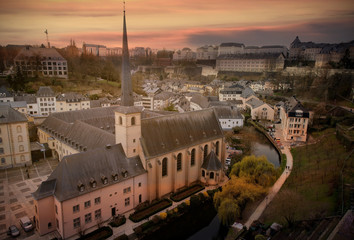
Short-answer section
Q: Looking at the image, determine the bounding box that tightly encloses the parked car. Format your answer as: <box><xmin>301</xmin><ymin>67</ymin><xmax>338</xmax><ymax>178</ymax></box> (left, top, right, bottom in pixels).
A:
<box><xmin>7</xmin><ymin>225</ymin><xmax>20</xmax><ymax>237</ymax></box>
<box><xmin>20</xmin><ymin>216</ymin><xmax>33</xmax><ymax>232</ymax></box>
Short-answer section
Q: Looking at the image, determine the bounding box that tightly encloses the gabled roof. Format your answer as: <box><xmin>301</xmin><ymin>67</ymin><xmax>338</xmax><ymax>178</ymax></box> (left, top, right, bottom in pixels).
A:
<box><xmin>246</xmin><ymin>98</ymin><xmax>266</xmax><ymax>109</ymax></box>
<box><xmin>201</xmin><ymin>151</ymin><xmax>222</xmax><ymax>171</ymax></box>
<box><xmin>14</xmin><ymin>47</ymin><xmax>66</xmax><ymax>61</ymax></box>
<box><xmin>284</xmin><ymin>97</ymin><xmax>310</xmax><ymax>118</ymax></box>
<box><xmin>56</xmin><ymin>92</ymin><xmax>88</xmax><ymax>102</ymax></box>
<box><xmin>0</xmin><ymin>86</ymin><xmax>13</xmax><ymax>97</ymax></box>
<box><xmin>190</xmin><ymin>94</ymin><xmax>210</xmax><ymax>109</ymax></box>
<box><xmin>213</xmin><ymin>106</ymin><xmax>243</xmax><ymax>120</ymax></box>
<box><xmin>0</xmin><ymin>105</ymin><xmax>27</xmax><ymax>124</ymax></box>
<box><xmin>220</xmin><ymin>43</ymin><xmax>245</xmax><ymax>48</ymax></box>
<box><xmin>0</xmin><ymin>101</ymin><xmax>27</xmax><ymax>108</ymax></box>
<box><xmin>241</xmin><ymin>87</ymin><xmax>256</xmax><ymax>99</ymax></box>
<box><xmin>14</xmin><ymin>95</ymin><xmax>37</xmax><ymax>104</ymax></box>
<box><xmin>37</xmin><ymin>86</ymin><xmax>55</xmax><ymax>97</ymax></box>
<box><xmin>33</xmin><ymin>144</ymin><xmax>146</xmax><ymax>201</ymax></box>
<box><xmin>140</xmin><ymin>109</ymin><xmax>223</xmax><ymax>159</ymax></box>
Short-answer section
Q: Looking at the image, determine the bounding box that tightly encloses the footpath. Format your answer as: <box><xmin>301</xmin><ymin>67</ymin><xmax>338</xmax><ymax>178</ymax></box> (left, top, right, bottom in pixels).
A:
<box><xmin>244</xmin><ymin>125</ymin><xmax>294</xmax><ymax>228</ymax></box>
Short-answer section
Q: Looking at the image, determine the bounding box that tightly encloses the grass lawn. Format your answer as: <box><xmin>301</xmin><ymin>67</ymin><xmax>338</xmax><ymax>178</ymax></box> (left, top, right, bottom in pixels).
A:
<box><xmin>260</xmin><ymin>128</ymin><xmax>354</xmax><ymax>225</ymax></box>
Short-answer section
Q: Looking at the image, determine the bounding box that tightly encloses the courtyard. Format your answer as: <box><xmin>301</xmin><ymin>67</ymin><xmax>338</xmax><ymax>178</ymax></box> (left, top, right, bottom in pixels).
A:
<box><xmin>0</xmin><ymin>157</ymin><xmax>59</xmax><ymax>240</ymax></box>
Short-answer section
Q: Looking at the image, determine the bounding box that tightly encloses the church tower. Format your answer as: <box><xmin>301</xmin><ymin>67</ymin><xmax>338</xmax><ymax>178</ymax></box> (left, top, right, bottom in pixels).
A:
<box><xmin>120</xmin><ymin>3</ymin><xmax>134</xmax><ymax>106</ymax></box>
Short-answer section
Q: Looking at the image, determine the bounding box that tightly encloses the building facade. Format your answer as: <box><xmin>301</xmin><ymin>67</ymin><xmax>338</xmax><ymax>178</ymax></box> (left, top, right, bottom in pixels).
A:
<box><xmin>36</xmin><ymin>87</ymin><xmax>56</xmax><ymax>116</ymax></box>
<box><xmin>280</xmin><ymin>97</ymin><xmax>309</xmax><ymax>142</ymax></box>
<box><xmin>0</xmin><ymin>105</ymin><xmax>31</xmax><ymax>168</ymax></box>
<box><xmin>56</xmin><ymin>93</ymin><xmax>90</xmax><ymax>112</ymax></box>
<box><xmin>14</xmin><ymin>47</ymin><xmax>68</xmax><ymax>78</ymax></box>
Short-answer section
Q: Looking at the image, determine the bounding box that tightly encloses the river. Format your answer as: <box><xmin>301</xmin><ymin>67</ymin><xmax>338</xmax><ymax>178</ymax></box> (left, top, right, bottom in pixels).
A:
<box><xmin>187</xmin><ymin>127</ymin><xmax>280</xmax><ymax>240</ymax></box>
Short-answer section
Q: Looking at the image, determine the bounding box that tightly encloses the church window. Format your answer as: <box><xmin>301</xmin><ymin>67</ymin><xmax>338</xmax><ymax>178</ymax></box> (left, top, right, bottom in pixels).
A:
<box><xmin>16</xmin><ymin>125</ymin><xmax>22</xmax><ymax>133</ymax></box>
<box><xmin>131</xmin><ymin>117</ymin><xmax>136</xmax><ymax>126</ymax></box>
<box><xmin>203</xmin><ymin>144</ymin><xmax>208</xmax><ymax>161</ymax></box>
<box><xmin>177</xmin><ymin>153</ymin><xmax>182</xmax><ymax>171</ymax></box>
<box><xmin>202</xmin><ymin>170</ymin><xmax>205</xmax><ymax>177</ymax></box>
<box><xmin>210</xmin><ymin>172</ymin><xmax>214</xmax><ymax>179</ymax></box>
<box><xmin>162</xmin><ymin>158</ymin><xmax>168</xmax><ymax>177</ymax></box>
<box><xmin>18</xmin><ymin>135</ymin><xmax>23</xmax><ymax>142</ymax></box>
<box><xmin>19</xmin><ymin>145</ymin><xmax>24</xmax><ymax>152</ymax></box>
<box><xmin>215</xmin><ymin>141</ymin><xmax>219</xmax><ymax>156</ymax></box>
<box><xmin>191</xmin><ymin>149</ymin><xmax>195</xmax><ymax>166</ymax></box>
<box><xmin>119</xmin><ymin>116</ymin><xmax>122</xmax><ymax>125</ymax></box>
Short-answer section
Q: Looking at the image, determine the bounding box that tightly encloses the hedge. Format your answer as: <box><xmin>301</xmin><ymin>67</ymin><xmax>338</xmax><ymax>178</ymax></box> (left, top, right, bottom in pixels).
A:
<box><xmin>129</xmin><ymin>199</ymin><xmax>172</xmax><ymax>222</ymax></box>
<box><xmin>170</xmin><ymin>184</ymin><xmax>205</xmax><ymax>202</ymax></box>
<box><xmin>76</xmin><ymin>226</ymin><xmax>113</xmax><ymax>240</ymax></box>
<box><xmin>109</xmin><ymin>215</ymin><xmax>126</xmax><ymax>228</ymax></box>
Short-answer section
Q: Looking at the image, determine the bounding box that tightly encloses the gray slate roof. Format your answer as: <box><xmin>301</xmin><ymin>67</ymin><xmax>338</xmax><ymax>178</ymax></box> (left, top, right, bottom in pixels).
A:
<box><xmin>0</xmin><ymin>101</ymin><xmax>27</xmax><ymax>108</ymax></box>
<box><xmin>190</xmin><ymin>94</ymin><xmax>210</xmax><ymax>109</ymax></box>
<box><xmin>14</xmin><ymin>95</ymin><xmax>37</xmax><ymax>104</ymax></box>
<box><xmin>246</xmin><ymin>98</ymin><xmax>266</xmax><ymax>109</ymax></box>
<box><xmin>33</xmin><ymin>144</ymin><xmax>146</xmax><ymax>201</ymax></box>
<box><xmin>241</xmin><ymin>87</ymin><xmax>256</xmax><ymax>99</ymax></box>
<box><xmin>0</xmin><ymin>105</ymin><xmax>27</xmax><ymax>124</ymax></box>
<box><xmin>56</xmin><ymin>92</ymin><xmax>88</xmax><ymax>102</ymax></box>
<box><xmin>140</xmin><ymin>109</ymin><xmax>223</xmax><ymax>159</ymax></box>
<box><xmin>201</xmin><ymin>151</ymin><xmax>222</xmax><ymax>171</ymax></box>
<box><xmin>220</xmin><ymin>43</ymin><xmax>245</xmax><ymax>47</ymax></box>
<box><xmin>217</xmin><ymin>53</ymin><xmax>283</xmax><ymax>60</ymax></box>
<box><xmin>37</xmin><ymin>86</ymin><xmax>55</xmax><ymax>97</ymax></box>
<box><xmin>0</xmin><ymin>86</ymin><xmax>13</xmax><ymax>97</ymax></box>
<box><xmin>213</xmin><ymin>106</ymin><xmax>243</xmax><ymax>120</ymax></box>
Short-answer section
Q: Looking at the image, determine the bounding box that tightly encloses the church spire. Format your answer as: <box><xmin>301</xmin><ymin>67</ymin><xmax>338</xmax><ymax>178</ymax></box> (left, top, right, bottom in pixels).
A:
<box><xmin>121</xmin><ymin>1</ymin><xmax>134</xmax><ymax>106</ymax></box>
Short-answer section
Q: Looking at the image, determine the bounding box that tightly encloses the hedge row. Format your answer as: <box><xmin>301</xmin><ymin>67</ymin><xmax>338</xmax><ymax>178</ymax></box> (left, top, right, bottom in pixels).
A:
<box><xmin>170</xmin><ymin>184</ymin><xmax>205</xmax><ymax>202</ymax></box>
<box><xmin>109</xmin><ymin>215</ymin><xmax>126</xmax><ymax>228</ymax></box>
<box><xmin>76</xmin><ymin>226</ymin><xmax>113</xmax><ymax>240</ymax></box>
<box><xmin>129</xmin><ymin>199</ymin><xmax>172</xmax><ymax>222</ymax></box>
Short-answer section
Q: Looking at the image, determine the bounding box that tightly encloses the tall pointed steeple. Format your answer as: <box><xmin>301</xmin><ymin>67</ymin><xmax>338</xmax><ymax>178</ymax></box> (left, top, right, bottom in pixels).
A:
<box><xmin>121</xmin><ymin>2</ymin><xmax>134</xmax><ymax>106</ymax></box>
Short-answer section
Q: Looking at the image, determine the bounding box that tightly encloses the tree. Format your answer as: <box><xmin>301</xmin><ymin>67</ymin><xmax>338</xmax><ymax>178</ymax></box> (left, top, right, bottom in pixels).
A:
<box><xmin>230</xmin><ymin>155</ymin><xmax>278</xmax><ymax>188</ymax></box>
<box><xmin>217</xmin><ymin>198</ymin><xmax>240</xmax><ymax>226</ymax></box>
<box><xmin>164</xmin><ymin>103</ymin><xmax>177</xmax><ymax>112</ymax></box>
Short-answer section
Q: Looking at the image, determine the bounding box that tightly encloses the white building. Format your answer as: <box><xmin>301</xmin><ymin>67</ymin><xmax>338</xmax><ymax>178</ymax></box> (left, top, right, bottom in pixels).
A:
<box><xmin>213</xmin><ymin>106</ymin><xmax>244</xmax><ymax>130</ymax></box>
<box><xmin>196</xmin><ymin>45</ymin><xmax>219</xmax><ymax>60</ymax></box>
<box><xmin>36</xmin><ymin>87</ymin><xmax>56</xmax><ymax>116</ymax></box>
<box><xmin>0</xmin><ymin>105</ymin><xmax>32</xmax><ymax>168</ymax></box>
<box><xmin>56</xmin><ymin>93</ymin><xmax>90</xmax><ymax>112</ymax></box>
<box><xmin>14</xmin><ymin>47</ymin><xmax>68</xmax><ymax>78</ymax></box>
<box><xmin>246</xmin><ymin>98</ymin><xmax>274</xmax><ymax>121</ymax></box>
<box><xmin>0</xmin><ymin>86</ymin><xmax>14</xmax><ymax>102</ymax></box>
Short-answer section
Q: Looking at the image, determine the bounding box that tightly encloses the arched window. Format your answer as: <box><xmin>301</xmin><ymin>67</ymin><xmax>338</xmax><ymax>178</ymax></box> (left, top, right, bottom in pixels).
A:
<box><xmin>119</xmin><ymin>116</ymin><xmax>122</xmax><ymax>125</ymax></box>
<box><xmin>162</xmin><ymin>158</ymin><xmax>168</xmax><ymax>177</ymax></box>
<box><xmin>131</xmin><ymin>117</ymin><xmax>136</xmax><ymax>126</ymax></box>
<box><xmin>16</xmin><ymin>125</ymin><xmax>22</xmax><ymax>133</ymax></box>
<box><xmin>18</xmin><ymin>135</ymin><xmax>23</xmax><ymax>142</ymax></box>
<box><xmin>19</xmin><ymin>145</ymin><xmax>24</xmax><ymax>152</ymax></box>
<box><xmin>177</xmin><ymin>153</ymin><xmax>182</xmax><ymax>171</ymax></box>
<box><xmin>20</xmin><ymin>155</ymin><xmax>25</xmax><ymax>161</ymax></box>
<box><xmin>215</xmin><ymin>141</ymin><xmax>219</xmax><ymax>156</ymax></box>
<box><xmin>190</xmin><ymin>149</ymin><xmax>195</xmax><ymax>166</ymax></box>
<box><xmin>210</xmin><ymin>172</ymin><xmax>214</xmax><ymax>179</ymax></box>
<box><xmin>202</xmin><ymin>170</ymin><xmax>205</xmax><ymax>177</ymax></box>
<box><xmin>203</xmin><ymin>144</ymin><xmax>208</xmax><ymax>161</ymax></box>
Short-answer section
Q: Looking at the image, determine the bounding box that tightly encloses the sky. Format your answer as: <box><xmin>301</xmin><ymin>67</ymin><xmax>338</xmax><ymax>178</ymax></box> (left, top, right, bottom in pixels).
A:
<box><xmin>0</xmin><ymin>0</ymin><xmax>354</xmax><ymax>50</ymax></box>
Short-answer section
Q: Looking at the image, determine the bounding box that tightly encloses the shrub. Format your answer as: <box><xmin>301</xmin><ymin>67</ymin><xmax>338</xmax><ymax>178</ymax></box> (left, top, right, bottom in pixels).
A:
<box><xmin>173</xmin><ymin>207</ymin><xmax>178</xmax><ymax>213</ymax></box>
<box><xmin>129</xmin><ymin>199</ymin><xmax>172</xmax><ymax>222</ymax></box>
<box><xmin>190</xmin><ymin>195</ymin><xmax>201</xmax><ymax>208</ymax></box>
<box><xmin>177</xmin><ymin>202</ymin><xmax>188</xmax><ymax>212</ymax></box>
<box><xmin>109</xmin><ymin>215</ymin><xmax>126</xmax><ymax>228</ymax></box>
<box><xmin>114</xmin><ymin>234</ymin><xmax>128</xmax><ymax>240</ymax></box>
<box><xmin>203</xmin><ymin>191</ymin><xmax>209</xmax><ymax>198</ymax></box>
<box><xmin>185</xmin><ymin>199</ymin><xmax>190</xmax><ymax>206</ymax></box>
<box><xmin>152</xmin><ymin>215</ymin><xmax>161</xmax><ymax>224</ymax></box>
<box><xmin>160</xmin><ymin>212</ymin><xmax>167</xmax><ymax>220</ymax></box>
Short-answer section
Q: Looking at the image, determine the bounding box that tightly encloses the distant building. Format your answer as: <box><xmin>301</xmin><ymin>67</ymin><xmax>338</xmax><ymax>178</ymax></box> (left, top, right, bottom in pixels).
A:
<box><xmin>14</xmin><ymin>46</ymin><xmax>68</xmax><ymax>78</ymax></box>
<box><xmin>83</xmin><ymin>43</ymin><xmax>107</xmax><ymax>57</ymax></box>
<box><xmin>216</xmin><ymin>53</ymin><xmax>285</xmax><ymax>72</ymax></box>
<box><xmin>213</xmin><ymin>106</ymin><xmax>244</xmax><ymax>130</ymax></box>
<box><xmin>0</xmin><ymin>101</ymin><xmax>27</xmax><ymax>115</ymax></box>
<box><xmin>36</xmin><ymin>87</ymin><xmax>56</xmax><ymax>116</ymax></box>
<box><xmin>0</xmin><ymin>86</ymin><xmax>14</xmax><ymax>102</ymax></box>
<box><xmin>246</xmin><ymin>98</ymin><xmax>274</xmax><ymax>121</ymax></box>
<box><xmin>173</xmin><ymin>48</ymin><xmax>196</xmax><ymax>61</ymax></box>
<box><xmin>0</xmin><ymin>105</ymin><xmax>31</xmax><ymax>168</ymax></box>
<box><xmin>14</xmin><ymin>95</ymin><xmax>39</xmax><ymax>115</ymax></box>
<box><xmin>218</xmin><ymin>43</ymin><xmax>245</xmax><ymax>55</ymax></box>
<box><xmin>196</xmin><ymin>45</ymin><xmax>218</xmax><ymax>60</ymax></box>
<box><xmin>56</xmin><ymin>93</ymin><xmax>90</xmax><ymax>112</ymax></box>
<box><xmin>280</xmin><ymin>97</ymin><xmax>310</xmax><ymax>142</ymax></box>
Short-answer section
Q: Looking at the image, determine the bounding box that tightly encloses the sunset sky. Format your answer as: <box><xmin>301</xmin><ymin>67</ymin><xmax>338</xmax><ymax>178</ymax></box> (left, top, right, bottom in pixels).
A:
<box><xmin>0</xmin><ymin>0</ymin><xmax>354</xmax><ymax>50</ymax></box>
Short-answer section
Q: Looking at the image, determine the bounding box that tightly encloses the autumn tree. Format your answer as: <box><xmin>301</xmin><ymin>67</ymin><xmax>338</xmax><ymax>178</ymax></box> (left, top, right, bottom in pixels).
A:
<box><xmin>230</xmin><ymin>155</ymin><xmax>278</xmax><ymax>188</ymax></box>
<box><xmin>217</xmin><ymin>198</ymin><xmax>240</xmax><ymax>226</ymax></box>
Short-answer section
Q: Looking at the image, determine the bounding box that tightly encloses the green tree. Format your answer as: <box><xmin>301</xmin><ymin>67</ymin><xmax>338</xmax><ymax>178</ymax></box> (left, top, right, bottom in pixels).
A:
<box><xmin>230</xmin><ymin>155</ymin><xmax>278</xmax><ymax>187</ymax></box>
<box><xmin>217</xmin><ymin>198</ymin><xmax>240</xmax><ymax>226</ymax></box>
<box><xmin>164</xmin><ymin>103</ymin><xmax>177</xmax><ymax>112</ymax></box>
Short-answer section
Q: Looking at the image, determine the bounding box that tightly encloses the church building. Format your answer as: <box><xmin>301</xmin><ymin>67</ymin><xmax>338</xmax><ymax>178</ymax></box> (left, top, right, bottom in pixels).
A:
<box><xmin>33</xmin><ymin>7</ymin><xmax>226</xmax><ymax>239</ymax></box>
